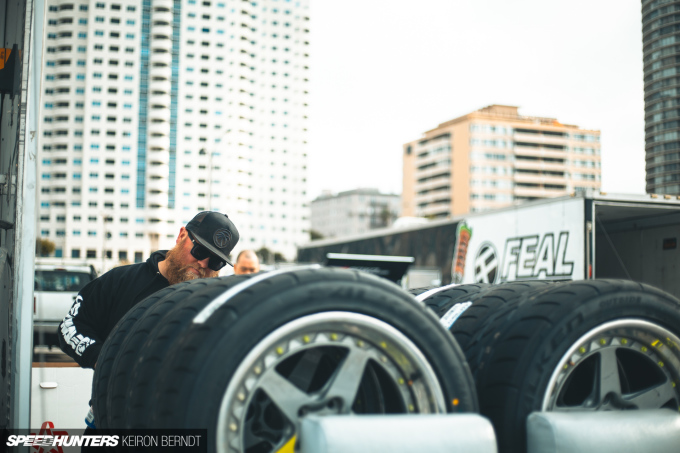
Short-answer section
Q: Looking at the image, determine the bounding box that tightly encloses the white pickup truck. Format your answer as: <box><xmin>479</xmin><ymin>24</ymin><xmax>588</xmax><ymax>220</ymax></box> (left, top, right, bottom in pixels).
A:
<box><xmin>33</xmin><ymin>259</ymin><xmax>97</xmax><ymax>346</ymax></box>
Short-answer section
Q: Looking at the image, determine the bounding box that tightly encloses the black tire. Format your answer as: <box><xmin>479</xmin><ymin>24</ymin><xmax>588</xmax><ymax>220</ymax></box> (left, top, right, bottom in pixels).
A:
<box><xmin>469</xmin><ymin>279</ymin><xmax>680</xmax><ymax>453</ymax></box>
<box><xmin>105</xmin><ymin>277</ymin><xmax>247</xmax><ymax>427</ymax></box>
<box><xmin>92</xmin><ymin>281</ymin><xmax>197</xmax><ymax>428</ymax></box>
<box><xmin>111</xmin><ymin>275</ymin><xmax>252</xmax><ymax>428</ymax></box>
<box><xmin>439</xmin><ymin>281</ymin><xmax>558</xmax><ymax>351</ymax></box>
<box><xmin>142</xmin><ymin>268</ymin><xmax>478</xmax><ymax>452</ymax></box>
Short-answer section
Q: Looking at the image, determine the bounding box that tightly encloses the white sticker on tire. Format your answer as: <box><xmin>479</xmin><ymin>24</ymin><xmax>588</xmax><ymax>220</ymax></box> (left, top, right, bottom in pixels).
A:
<box><xmin>440</xmin><ymin>301</ymin><xmax>473</xmax><ymax>330</ymax></box>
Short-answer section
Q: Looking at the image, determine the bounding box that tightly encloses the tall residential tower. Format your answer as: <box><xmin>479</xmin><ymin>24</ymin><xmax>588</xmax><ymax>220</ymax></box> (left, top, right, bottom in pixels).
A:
<box><xmin>642</xmin><ymin>0</ymin><xmax>680</xmax><ymax>194</ymax></box>
<box><xmin>402</xmin><ymin>105</ymin><xmax>601</xmax><ymax>218</ymax></box>
<box><xmin>37</xmin><ymin>0</ymin><xmax>310</xmax><ymax>268</ymax></box>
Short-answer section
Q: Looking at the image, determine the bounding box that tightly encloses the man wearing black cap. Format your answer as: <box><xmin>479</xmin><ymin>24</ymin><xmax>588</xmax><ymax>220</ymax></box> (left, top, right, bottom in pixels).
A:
<box><xmin>58</xmin><ymin>211</ymin><xmax>239</xmax><ymax>369</ymax></box>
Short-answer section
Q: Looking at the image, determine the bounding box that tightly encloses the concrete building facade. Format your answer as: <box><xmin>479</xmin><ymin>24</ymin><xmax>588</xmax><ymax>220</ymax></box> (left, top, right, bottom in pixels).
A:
<box><xmin>37</xmin><ymin>0</ymin><xmax>310</xmax><ymax>269</ymax></box>
<box><xmin>402</xmin><ymin>105</ymin><xmax>601</xmax><ymax>218</ymax></box>
<box><xmin>642</xmin><ymin>0</ymin><xmax>680</xmax><ymax>194</ymax></box>
<box><xmin>310</xmin><ymin>189</ymin><xmax>400</xmax><ymax>239</ymax></box>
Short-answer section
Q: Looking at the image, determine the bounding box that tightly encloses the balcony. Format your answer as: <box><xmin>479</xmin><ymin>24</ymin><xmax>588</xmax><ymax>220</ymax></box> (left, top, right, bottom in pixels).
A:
<box><xmin>513</xmin><ymin>185</ymin><xmax>568</xmax><ymax>199</ymax></box>
<box><xmin>148</xmin><ymin>120</ymin><xmax>169</xmax><ymax>135</ymax></box>
<box><xmin>150</xmin><ymin>39</ymin><xmax>173</xmax><ymax>53</ymax></box>
<box><xmin>514</xmin><ymin>159</ymin><xmax>566</xmax><ymax>172</ymax></box>
<box><xmin>416</xmin><ymin>178</ymin><xmax>451</xmax><ymax>193</ymax></box>
<box><xmin>149</xmin><ymin>153</ymin><xmax>170</xmax><ymax>167</ymax></box>
<box><xmin>148</xmin><ymin>111</ymin><xmax>171</xmax><ymax>124</ymax></box>
<box><xmin>146</xmin><ymin>175</ymin><xmax>168</xmax><ymax>192</ymax></box>
<box><xmin>150</xmin><ymin>24</ymin><xmax>173</xmax><ymax>39</ymax></box>
<box><xmin>416</xmin><ymin>165</ymin><xmax>452</xmax><ymax>182</ymax></box>
<box><xmin>149</xmin><ymin>79</ymin><xmax>171</xmax><ymax>92</ymax></box>
<box><xmin>513</xmin><ymin>132</ymin><xmax>568</xmax><ymax>147</ymax></box>
<box><xmin>153</xmin><ymin>0</ymin><xmax>174</xmax><ymax>10</ymax></box>
<box><xmin>146</xmin><ymin>189</ymin><xmax>168</xmax><ymax>207</ymax></box>
<box><xmin>150</xmin><ymin>66</ymin><xmax>171</xmax><ymax>80</ymax></box>
<box><xmin>417</xmin><ymin>203</ymin><xmax>450</xmax><ymax>219</ymax></box>
<box><xmin>514</xmin><ymin>145</ymin><xmax>566</xmax><ymax>160</ymax></box>
<box><xmin>416</xmin><ymin>191</ymin><xmax>452</xmax><ymax>206</ymax></box>
<box><xmin>147</xmin><ymin>135</ymin><xmax>169</xmax><ymax>150</ymax></box>
<box><xmin>513</xmin><ymin>173</ymin><xmax>567</xmax><ymax>185</ymax></box>
<box><xmin>152</xmin><ymin>10</ymin><xmax>173</xmax><ymax>23</ymax></box>
<box><xmin>150</xmin><ymin>51</ymin><xmax>172</xmax><ymax>66</ymax></box>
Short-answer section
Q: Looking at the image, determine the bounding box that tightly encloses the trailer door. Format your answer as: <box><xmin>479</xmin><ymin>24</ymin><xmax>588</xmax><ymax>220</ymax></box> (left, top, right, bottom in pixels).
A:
<box><xmin>593</xmin><ymin>200</ymin><xmax>680</xmax><ymax>299</ymax></box>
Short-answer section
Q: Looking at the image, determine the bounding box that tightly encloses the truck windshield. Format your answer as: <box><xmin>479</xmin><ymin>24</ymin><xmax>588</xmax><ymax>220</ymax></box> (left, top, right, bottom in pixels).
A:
<box><xmin>34</xmin><ymin>271</ymin><xmax>93</xmax><ymax>292</ymax></box>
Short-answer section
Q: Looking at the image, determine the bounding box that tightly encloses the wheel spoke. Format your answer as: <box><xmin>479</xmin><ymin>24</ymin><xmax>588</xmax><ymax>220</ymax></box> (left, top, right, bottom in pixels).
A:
<box><xmin>597</xmin><ymin>347</ymin><xmax>622</xmax><ymax>402</ymax></box>
<box><xmin>322</xmin><ymin>347</ymin><xmax>373</xmax><ymax>412</ymax></box>
<box><xmin>626</xmin><ymin>380</ymin><xmax>678</xmax><ymax>409</ymax></box>
<box><xmin>258</xmin><ymin>369</ymin><xmax>315</xmax><ymax>424</ymax></box>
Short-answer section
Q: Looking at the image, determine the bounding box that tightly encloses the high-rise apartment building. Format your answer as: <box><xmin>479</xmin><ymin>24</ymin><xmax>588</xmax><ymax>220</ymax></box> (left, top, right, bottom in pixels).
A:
<box><xmin>642</xmin><ymin>0</ymin><xmax>680</xmax><ymax>194</ymax></box>
<box><xmin>310</xmin><ymin>188</ymin><xmax>400</xmax><ymax>239</ymax></box>
<box><xmin>402</xmin><ymin>105</ymin><xmax>601</xmax><ymax>218</ymax></box>
<box><xmin>37</xmin><ymin>0</ymin><xmax>310</xmax><ymax>268</ymax></box>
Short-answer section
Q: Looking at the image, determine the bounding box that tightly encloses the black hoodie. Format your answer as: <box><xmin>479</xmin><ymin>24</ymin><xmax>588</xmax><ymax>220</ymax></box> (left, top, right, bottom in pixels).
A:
<box><xmin>58</xmin><ymin>250</ymin><xmax>170</xmax><ymax>369</ymax></box>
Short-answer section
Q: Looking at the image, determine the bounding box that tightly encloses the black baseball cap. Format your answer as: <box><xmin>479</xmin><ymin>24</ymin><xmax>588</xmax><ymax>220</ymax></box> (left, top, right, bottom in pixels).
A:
<box><xmin>185</xmin><ymin>211</ymin><xmax>240</xmax><ymax>267</ymax></box>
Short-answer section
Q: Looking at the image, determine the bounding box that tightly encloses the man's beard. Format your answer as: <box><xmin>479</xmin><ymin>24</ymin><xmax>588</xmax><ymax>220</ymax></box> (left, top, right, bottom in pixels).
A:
<box><xmin>164</xmin><ymin>239</ymin><xmax>219</xmax><ymax>285</ymax></box>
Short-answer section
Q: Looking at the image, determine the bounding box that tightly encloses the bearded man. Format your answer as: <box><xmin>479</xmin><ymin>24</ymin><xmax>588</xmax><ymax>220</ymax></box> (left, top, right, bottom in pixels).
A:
<box><xmin>58</xmin><ymin>211</ymin><xmax>239</xmax><ymax>369</ymax></box>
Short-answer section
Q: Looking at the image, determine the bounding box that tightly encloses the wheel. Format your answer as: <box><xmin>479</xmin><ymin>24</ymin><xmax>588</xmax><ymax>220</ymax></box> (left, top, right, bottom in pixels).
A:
<box><xmin>141</xmin><ymin>268</ymin><xmax>478</xmax><ymax>452</ymax></box>
<box><xmin>468</xmin><ymin>279</ymin><xmax>680</xmax><ymax>453</ymax></box>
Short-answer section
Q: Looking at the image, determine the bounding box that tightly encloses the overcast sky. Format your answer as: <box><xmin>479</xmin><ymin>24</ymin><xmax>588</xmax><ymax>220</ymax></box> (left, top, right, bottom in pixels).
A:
<box><xmin>306</xmin><ymin>0</ymin><xmax>645</xmax><ymax>200</ymax></box>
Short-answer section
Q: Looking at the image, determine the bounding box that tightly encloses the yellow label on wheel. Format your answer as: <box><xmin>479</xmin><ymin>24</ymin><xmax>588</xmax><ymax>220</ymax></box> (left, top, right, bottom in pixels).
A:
<box><xmin>275</xmin><ymin>435</ymin><xmax>296</xmax><ymax>453</ymax></box>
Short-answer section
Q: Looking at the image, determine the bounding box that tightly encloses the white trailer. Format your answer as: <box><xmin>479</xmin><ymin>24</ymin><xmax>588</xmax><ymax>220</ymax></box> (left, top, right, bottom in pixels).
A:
<box><xmin>298</xmin><ymin>192</ymin><xmax>680</xmax><ymax>298</ymax></box>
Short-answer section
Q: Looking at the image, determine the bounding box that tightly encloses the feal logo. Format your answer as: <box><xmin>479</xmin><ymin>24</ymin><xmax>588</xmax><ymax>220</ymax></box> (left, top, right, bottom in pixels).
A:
<box><xmin>473</xmin><ymin>232</ymin><xmax>574</xmax><ymax>283</ymax></box>
<box><xmin>500</xmin><ymin>232</ymin><xmax>574</xmax><ymax>281</ymax></box>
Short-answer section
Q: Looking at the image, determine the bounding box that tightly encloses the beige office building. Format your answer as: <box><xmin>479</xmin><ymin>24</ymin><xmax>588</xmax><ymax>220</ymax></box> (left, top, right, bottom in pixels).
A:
<box><xmin>402</xmin><ymin>105</ymin><xmax>601</xmax><ymax>218</ymax></box>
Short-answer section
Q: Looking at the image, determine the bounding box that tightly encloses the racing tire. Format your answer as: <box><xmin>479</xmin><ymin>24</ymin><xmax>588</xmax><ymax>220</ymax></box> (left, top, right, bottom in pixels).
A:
<box><xmin>434</xmin><ymin>281</ymin><xmax>558</xmax><ymax>351</ymax></box>
<box><xmin>468</xmin><ymin>279</ymin><xmax>680</xmax><ymax>453</ymax></box>
<box><xmin>108</xmin><ymin>275</ymin><xmax>253</xmax><ymax>428</ymax></box>
<box><xmin>140</xmin><ymin>268</ymin><xmax>478</xmax><ymax>452</ymax></box>
<box><xmin>105</xmin><ymin>276</ymin><xmax>252</xmax><ymax>428</ymax></box>
<box><xmin>92</xmin><ymin>280</ymin><xmax>207</xmax><ymax>428</ymax></box>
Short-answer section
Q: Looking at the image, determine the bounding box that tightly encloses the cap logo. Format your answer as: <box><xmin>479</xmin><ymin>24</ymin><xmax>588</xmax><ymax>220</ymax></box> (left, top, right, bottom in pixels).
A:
<box><xmin>213</xmin><ymin>228</ymin><xmax>232</xmax><ymax>249</ymax></box>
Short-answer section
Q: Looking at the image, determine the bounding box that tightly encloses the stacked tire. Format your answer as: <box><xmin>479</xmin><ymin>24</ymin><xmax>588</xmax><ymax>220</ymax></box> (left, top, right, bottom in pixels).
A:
<box><xmin>93</xmin><ymin>268</ymin><xmax>479</xmax><ymax>453</ymax></box>
<box><xmin>420</xmin><ymin>279</ymin><xmax>680</xmax><ymax>453</ymax></box>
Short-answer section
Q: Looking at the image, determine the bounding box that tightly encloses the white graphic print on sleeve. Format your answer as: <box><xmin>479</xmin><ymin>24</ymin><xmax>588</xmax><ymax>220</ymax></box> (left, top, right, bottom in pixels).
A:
<box><xmin>60</xmin><ymin>295</ymin><xmax>96</xmax><ymax>356</ymax></box>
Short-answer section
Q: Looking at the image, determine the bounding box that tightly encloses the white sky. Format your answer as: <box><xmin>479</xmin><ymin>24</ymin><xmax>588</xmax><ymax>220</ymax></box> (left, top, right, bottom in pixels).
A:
<box><xmin>307</xmin><ymin>0</ymin><xmax>646</xmax><ymax>200</ymax></box>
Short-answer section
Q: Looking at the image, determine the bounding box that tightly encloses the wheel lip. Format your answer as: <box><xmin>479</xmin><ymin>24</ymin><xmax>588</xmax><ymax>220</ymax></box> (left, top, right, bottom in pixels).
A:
<box><xmin>541</xmin><ymin>318</ymin><xmax>680</xmax><ymax>411</ymax></box>
<box><xmin>215</xmin><ymin>311</ymin><xmax>447</xmax><ymax>453</ymax></box>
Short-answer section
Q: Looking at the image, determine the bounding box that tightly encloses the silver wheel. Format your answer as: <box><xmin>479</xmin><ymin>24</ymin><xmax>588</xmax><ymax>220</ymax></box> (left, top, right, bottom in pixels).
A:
<box><xmin>216</xmin><ymin>311</ymin><xmax>447</xmax><ymax>453</ymax></box>
<box><xmin>542</xmin><ymin>319</ymin><xmax>680</xmax><ymax>412</ymax></box>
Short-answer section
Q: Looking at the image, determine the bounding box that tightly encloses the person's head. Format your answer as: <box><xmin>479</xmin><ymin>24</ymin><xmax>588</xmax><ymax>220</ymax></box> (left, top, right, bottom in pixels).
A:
<box><xmin>234</xmin><ymin>250</ymin><xmax>260</xmax><ymax>275</ymax></box>
<box><xmin>160</xmin><ymin>211</ymin><xmax>240</xmax><ymax>285</ymax></box>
